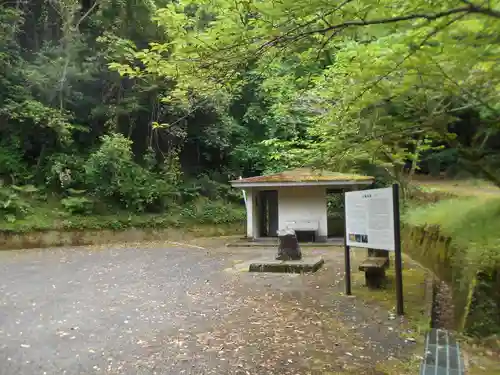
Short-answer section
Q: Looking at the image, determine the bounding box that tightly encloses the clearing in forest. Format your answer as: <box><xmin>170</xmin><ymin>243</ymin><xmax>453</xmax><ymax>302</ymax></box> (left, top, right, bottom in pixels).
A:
<box><xmin>0</xmin><ymin>241</ymin><xmax>426</xmax><ymax>374</ymax></box>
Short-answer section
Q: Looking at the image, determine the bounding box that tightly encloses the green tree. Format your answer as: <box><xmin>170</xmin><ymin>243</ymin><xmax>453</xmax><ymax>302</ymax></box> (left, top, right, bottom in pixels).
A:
<box><xmin>116</xmin><ymin>0</ymin><xmax>500</xmax><ymax>188</ymax></box>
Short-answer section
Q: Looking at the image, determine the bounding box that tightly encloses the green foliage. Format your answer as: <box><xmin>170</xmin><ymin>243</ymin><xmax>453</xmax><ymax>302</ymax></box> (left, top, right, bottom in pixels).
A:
<box><xmin>45</xmin><ymin>153</ymin><xmax>87</xmax><ymax>189</ymax></box>
<box><xmin>465</xmin><ymin>274</ymin><xmax>500</xmax><ymax>337</ymax></box>
<box><xmin>60</xmin><ymin>196</ymin><xmax>94</xmax><ymax>215</ymax></box>
<box><xmin>179</xmin><ymin>197</ymin><xmax>245</xmax><ymax>225</ymax></box>
<box><xmin>11</xmin><ymin>184</ymin><xmax>39</xmax><ymax>194</ymax></box>
<box><xmin>1</xmin><ymin>0</ymin><xmax>499</xmax><ymax>255</ymax></box>
<box><xmin>120</xmin><ymin>0</ymin><xmax>500</xmax><ymax>189</ymax></box>
<box><xmin>182</xmin><ymin>174</ymin><xmax>241</xmax><ymax>202</ymax></box>
<box><xmin>0</xmin><ymin>142</ymin><xmax>28</xmax><ymax>182</ymax></box>
<box><xmin>1</xmin><ymin>99</ymin><xmax>78</xmax><ymax>144</ymax></box>
<box><xmin>0</xmin><ymin>195</ymin><xmax>245</xmax><ymax>234</ymax></box>
<box><xmin>60</xmin><ymin>188</ymin><xmax>94</xmax><ymax>215</ymax></box>
<box><xmin>404</xmin><ymin>196</ymin><xmax>500</xmax><ymax>334</ymax></box>
<box><xmin>84</xmin><ymin>133</ymin><xmax>174</xmax><ymax>212</ymax></box>
<box><xmin>0</xmin><ymin>185</ymin><xmax>35</xmax><ymax>222</ymax></box>
<box><xmin>404</xmin><ymin>197</ymin><xmax>500</xmax><ymax>270</ymax></box>
<box><xmin>327</xmin><ymin>193</ymin><xmax>344</xmax><ymax>218</ymax></box>
<box><xmin>0</xmin><ymin>1</ymin><xmax>249</xmax><ymax>235</ymax></box>
<box><xmin>161</xmin><ymin>149</ymin><xmax>183</xmax><ymax>189</ymax></box>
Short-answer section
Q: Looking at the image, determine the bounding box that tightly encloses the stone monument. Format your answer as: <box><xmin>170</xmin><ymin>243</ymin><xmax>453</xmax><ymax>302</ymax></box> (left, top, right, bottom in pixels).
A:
<box><xmin>248</xmin><ymin>228</ymin><xmax>323</xmax><ymax>273</ymax></box>
<box><xmin>276</xmin><ymin>229</ymin><xmax>302</xmax><ymax>260</ymax></box>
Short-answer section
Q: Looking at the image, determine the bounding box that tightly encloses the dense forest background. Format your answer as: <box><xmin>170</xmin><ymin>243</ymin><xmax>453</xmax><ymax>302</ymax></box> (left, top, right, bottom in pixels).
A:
<box><xmin>1</xmin><ymin>0</ymin><xmax>258</xmax><ymax>223</ymax></box>
<box><xmin>1</xmin><ymin>0</ymin><xmax>499</xmax><ymax>225</ymax></box>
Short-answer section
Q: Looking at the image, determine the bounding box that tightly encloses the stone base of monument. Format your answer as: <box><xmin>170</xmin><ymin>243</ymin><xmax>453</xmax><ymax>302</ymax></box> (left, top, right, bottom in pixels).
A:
<box><xmin>248</xmin><ymin>256</ymin><xmax>324</xmax><ymax>273</ymax></box>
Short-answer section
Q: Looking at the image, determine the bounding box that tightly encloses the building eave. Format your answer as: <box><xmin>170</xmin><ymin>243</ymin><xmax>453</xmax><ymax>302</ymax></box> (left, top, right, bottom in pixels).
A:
<box><xmin>230</xmin><ymin>180</ymin><xmax>374</xmax><ymax>189</ymax></box>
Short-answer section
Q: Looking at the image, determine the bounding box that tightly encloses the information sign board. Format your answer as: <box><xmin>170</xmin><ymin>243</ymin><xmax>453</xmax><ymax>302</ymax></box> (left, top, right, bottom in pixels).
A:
<box><xmin>343</xmin><ymin>184</ymin><xmax>404</xmax><ymax>315</ymax></box>
<box><xmin>345</xmin><ymin>187</ymin><xmax>395</xmax><ymax>251</ymax></box>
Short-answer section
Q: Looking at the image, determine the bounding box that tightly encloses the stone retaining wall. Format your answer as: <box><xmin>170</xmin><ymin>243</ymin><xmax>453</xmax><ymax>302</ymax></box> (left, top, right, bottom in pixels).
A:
<box><xmin>402</xmin><ymin>224</ymin><xmax>500</xmax><ymax>335</ymax></box>
<box><xmin>0</xmin><ymin>223</ymin><xmax>244</xmax><ymax>250</ymax></box>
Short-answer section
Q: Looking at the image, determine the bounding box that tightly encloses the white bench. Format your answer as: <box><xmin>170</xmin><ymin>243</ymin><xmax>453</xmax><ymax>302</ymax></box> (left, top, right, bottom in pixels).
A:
<box><xmin>284</xmin><ymin>220</ymin><xmax>320</xmax><ymax>241</ymax></box>
<box><xmin>285</xmin><ymin>220</ymin><xmax>319</xmax><ymax>232</ymax></box>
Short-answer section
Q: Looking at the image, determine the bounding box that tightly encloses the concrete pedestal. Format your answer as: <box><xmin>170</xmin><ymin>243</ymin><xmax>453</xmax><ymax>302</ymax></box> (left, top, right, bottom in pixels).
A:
<box><xmin>248</xmin><ymin>256</ymin><xmax>324</xmax><ymax>273</ymax></box>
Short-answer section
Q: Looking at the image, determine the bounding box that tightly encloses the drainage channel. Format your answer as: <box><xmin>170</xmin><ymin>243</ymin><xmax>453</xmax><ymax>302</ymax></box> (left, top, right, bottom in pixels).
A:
<box><xmin>420</xmin><ymin>279</ymin><xmax>465</xmax><ymax>375</ymax></box>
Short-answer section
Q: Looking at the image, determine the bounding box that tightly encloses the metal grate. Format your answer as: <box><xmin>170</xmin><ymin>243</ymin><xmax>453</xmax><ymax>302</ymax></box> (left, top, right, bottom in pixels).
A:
<box><xmin>420</xmin><ymin>329</ymin><xmax>465</xmax><ymax>375</ymax></box>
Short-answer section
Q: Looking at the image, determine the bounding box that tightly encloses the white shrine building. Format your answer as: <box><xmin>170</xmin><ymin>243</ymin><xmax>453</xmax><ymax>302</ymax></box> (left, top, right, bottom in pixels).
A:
<box><xmin>230</xmin><ymin>168</ymin><xmax>374</xmax><ymax>242</ymax></box>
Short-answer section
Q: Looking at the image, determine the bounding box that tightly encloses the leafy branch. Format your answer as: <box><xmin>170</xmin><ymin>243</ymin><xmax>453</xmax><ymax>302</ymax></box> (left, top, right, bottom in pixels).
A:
<box><xmin>261</xmin><ymin>4</ymin><xmax>499</xmax><ymax>49</ymax></box>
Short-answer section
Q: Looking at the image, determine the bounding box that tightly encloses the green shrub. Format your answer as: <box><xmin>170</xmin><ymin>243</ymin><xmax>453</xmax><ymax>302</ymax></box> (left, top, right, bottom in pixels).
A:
<box><xmin>84</xmin><ymin>133</ymin><xmax>175</xmax><ymax>212</ymax></box>
<box><xmin>0</xmin><ymin>186</ymin><xmax>32</xmax><ymax>221</ymax></box>
<box><xmin>465</xmin><ymin>273</ymin><xmax>500</xmax><ymax>337</ymax></box>
<box><xmin>44</xmin><ymin>153</ymin><xmax>87</xmax><ymax>189</ymax></box>
<box><xmin>61</xmin><ymin>196</ymin><xmax>94</xmax><ymax>215</ymax></box>
<box><xmin>180</xmin><ymin>198</ymin><xmax>245</xmax><ymax>224</ymax></box>
<box><xmin>182</xmin><ymin>174</ymin><xmax>242</xmax><ymax>203</ymax></box>
<box><xmin>0</xmin><ymin>142</ymin><xmax>29</xmax><ymax>182</ymax></box>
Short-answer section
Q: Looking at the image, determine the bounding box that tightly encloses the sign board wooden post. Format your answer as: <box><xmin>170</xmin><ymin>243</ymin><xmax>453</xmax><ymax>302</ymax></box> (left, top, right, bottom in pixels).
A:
<box><xmin>343</xmin><ymin>184</ymin><xmax>404</xmax><ymax>315</ymax></box>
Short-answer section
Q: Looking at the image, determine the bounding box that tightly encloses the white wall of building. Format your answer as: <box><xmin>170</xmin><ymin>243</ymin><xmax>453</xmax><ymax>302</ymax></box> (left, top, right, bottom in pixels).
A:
<box><xmin>245</xmin><ymin>188</ymin><xmax>259</xmax><ymax>238</ymax></box>
<box><xmin>277</xmin><ymin>186</ymin><xmax>328</xmax><ymax>239</ymax></box>
<box><xmin>243</xmin><ymin>186</ymin><xmax>329</xmax><ymax>240</ymax></box>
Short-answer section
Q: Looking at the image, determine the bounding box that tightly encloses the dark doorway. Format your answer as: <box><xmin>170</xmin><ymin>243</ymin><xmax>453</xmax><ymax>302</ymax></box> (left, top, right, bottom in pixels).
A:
<box><xmin>326</xmin><ymin>188</ymin><xmax>345</xmax><ymax>238</ymax></box>
<box><xmin>258</xmin><ymin>190</ymin><xmax>279</xmax><ymax>237</ymax></box>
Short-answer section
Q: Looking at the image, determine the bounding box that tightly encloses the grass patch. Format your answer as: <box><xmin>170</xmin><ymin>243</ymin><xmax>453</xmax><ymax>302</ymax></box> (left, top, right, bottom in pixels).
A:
<box><xmin>0</xmin><ymin>197</ymin><xmax>245</xmax><ymax>234</ymax></box>
<box><xmin>404</xmin><ymin>196</ymin><xmax>500</xmax><ymax>269</ymax></box>
<box><xmin>0</xmin><ymin>195</ymin><xmax>246</xmax><ymax>249</ymax></box>
<box><xmin>413</xmin><ymin>178</ymin><xmax>500</xmax><ymax>198</ymax></box>
<box><xmin>350</xmin><ymin>252</ymin><xmax>431</xmax><ymax>335</ymax></box>
<box><xmin>374</xmin><ymin>354</ymin><xmax>424</xmax><ymax>375</ymax></box>
<box><xmin>467</xmin><ymin>362</ymin><xmax>500</xmax><ymax>375</ymax></box>
<box><xmin>460</xmin><ymin>335</ymin><xmax>500</xmax><ymax>375</ymax></box>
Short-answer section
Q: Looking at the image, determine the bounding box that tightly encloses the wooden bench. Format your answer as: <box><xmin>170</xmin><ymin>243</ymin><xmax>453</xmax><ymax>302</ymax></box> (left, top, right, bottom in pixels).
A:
<box><xmin>359</xmin><ymin>249</ymin><xmax>390</xmax><ymax>289</ymax></box>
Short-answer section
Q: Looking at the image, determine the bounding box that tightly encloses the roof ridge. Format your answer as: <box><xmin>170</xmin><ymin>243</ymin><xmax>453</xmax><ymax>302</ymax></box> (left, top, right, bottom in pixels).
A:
<box><xmin>232</xmin><ymin>168</ymin><xmax>374</xmax><ymax>184</ymax></box>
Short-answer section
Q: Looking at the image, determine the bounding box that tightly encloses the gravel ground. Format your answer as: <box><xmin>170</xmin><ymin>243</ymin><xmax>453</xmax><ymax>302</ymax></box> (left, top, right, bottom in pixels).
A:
<box><xmin>0</xmin><ymin>242</ymin><xmax>416</xmax><ymax>374</ymax></box>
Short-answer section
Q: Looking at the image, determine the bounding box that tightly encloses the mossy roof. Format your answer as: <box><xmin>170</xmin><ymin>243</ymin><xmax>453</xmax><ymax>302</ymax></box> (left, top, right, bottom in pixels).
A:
<box><xmin>232</xmin><ymin>168</ymin><xmax>374</xmax><ymax>184</ymax></box>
